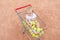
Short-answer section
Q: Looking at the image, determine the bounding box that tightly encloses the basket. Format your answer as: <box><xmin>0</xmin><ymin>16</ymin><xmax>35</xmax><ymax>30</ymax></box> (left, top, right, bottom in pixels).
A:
<box><xmin>15</xmin><ymin>4</ymin><xmax>45</xmax><ymax>40</ymax></box>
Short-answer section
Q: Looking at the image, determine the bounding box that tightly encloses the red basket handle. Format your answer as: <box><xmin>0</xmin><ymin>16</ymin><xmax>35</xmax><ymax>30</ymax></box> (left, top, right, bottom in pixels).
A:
<box><xmin>15</xmin><ymin>4</ymin><xmax>32</xmax><ymax>11</ymax></box>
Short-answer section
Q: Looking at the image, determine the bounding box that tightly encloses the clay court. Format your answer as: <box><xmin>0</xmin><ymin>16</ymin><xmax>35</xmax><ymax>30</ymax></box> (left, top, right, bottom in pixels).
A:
<box><xmin>0</xmin><ymin>0</ymin><xmax>60</xmax><ymax>40</ymax></box>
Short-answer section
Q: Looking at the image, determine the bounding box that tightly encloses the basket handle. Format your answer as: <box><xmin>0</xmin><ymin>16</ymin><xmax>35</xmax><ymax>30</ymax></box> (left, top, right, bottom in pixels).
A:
<box><xmin>15</xmin><ymin>4</ymin><xmax>32</xmax><ymax>11</ymax></box>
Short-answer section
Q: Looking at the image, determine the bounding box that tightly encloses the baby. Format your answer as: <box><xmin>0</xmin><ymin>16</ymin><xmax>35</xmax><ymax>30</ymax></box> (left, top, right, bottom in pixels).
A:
<box><xmin>26</xmin><ymin>12</ymin><xmax>40</xmax><ymax>34</ymax></box>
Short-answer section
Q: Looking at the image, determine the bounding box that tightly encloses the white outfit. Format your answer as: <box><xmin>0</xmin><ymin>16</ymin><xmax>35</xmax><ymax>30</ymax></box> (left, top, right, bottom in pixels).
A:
<box><xmin>26</xmin><ymin>13</ymin><xmax>37</xmax><ymax>22</ymax></box>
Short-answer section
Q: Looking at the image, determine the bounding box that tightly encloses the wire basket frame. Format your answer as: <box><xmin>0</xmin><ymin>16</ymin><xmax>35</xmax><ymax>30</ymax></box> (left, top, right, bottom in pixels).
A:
<box><xmin>15</xmin><ymin>4</ymin><xmax>45</xmax><ymax>40</ymax></box>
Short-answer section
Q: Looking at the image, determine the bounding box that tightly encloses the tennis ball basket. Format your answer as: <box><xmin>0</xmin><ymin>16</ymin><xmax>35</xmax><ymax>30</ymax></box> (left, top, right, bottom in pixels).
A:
<box><xmin>15</xmin><ymin>4</ymin><xmax>45</xmax><ymax>40</ymax></box>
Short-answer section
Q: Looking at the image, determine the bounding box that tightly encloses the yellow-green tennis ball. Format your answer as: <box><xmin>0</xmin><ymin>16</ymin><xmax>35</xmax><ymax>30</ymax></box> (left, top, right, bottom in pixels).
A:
<box><xmin>32</xmin><ymin>25</ymin><xmax>36</xmax><ymax>28</ymax></box>
<box><xmin>34</xmin><ymin>27</ymin><xmax>37</xmax><ymax>30</ymax></box>
<box><xmin>35</xmin><ymin>35</ymin><xmax>39</xmax><ymax>38</ymax></box>
<box><xmin>39</xmin><ymin>30</ymin><xmax>44</xmax><ymax>36</ymax></box>
<box><xmin>37</xmin><ymin>28</ymin><xmax>43</xmax><ymax>32</ymax></box>
<box><xmin>32</xmin><ymin>33</ymin><xmax>35</xmax><ymax>37</ymax></box>
<box><xmin>30</xmin><ymin>29</ymin><xmax>38</xmax><ymax>37</ymax></box>
<box><xmin>32</xmin><ymin>21</ymin><xmax>36</xmax><ymax>25</ymax></box>
<box><xmin>40</xmin><ymin>31</ymin><xmax>44</xmax><ymax>35</ymax></box>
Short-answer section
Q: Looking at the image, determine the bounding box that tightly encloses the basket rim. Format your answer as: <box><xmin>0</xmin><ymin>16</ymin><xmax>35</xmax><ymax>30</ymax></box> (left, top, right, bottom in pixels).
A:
<box><xmin>15</xmin><ymin>4</ymin><xmax>32</xmax><ymax>11</ymax></box>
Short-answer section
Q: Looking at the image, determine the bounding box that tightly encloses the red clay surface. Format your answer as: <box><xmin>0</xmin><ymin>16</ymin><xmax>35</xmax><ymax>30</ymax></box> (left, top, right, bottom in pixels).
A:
<box><xmin>0</xmin><ymin>0</ymin><xmax>60</xmax><ymax>40</ymax></box>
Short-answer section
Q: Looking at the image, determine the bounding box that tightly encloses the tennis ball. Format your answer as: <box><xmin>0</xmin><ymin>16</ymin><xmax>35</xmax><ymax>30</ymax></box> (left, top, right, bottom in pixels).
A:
<box><xmin>32</xmin><ymin>34</ymin><xmax>38</xmax><ymax>38</ymax></box>
<box><xmin>32</xmin><ymin>33</ymin><xmax>35</xmax><ymax>36</ymax></box>
<box><xmin>40</xmin><ymin>31</ymin><xmax>44</xmax><ymax>36</ymax></box>
<box><xmin>32</xmin><ymin>25</ymin><xmax>36</xmax><ymax>28</ymax></box>
<box><xmin>34</xmin><ymin>27</ymin><xmax>37</xmax><ymax>30</ymax></box>
<box><xmin>29</xmin><ymin>29</ymin><xmax>37</xmax><ymax>37</ymax></box>
<box><xmin>32</xmin><ymin>21</ymin><xmax>36</xmax><ymax>25</ymax></box>
<box><xmin>35</xmin><ymin>35</ymin><xmax>39</xmax><ymax>38</ymax></box>
<box><xmin>37</xmin><ymin>28</ymin><xmax>43</xmax><ymax>32</ymax></box>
